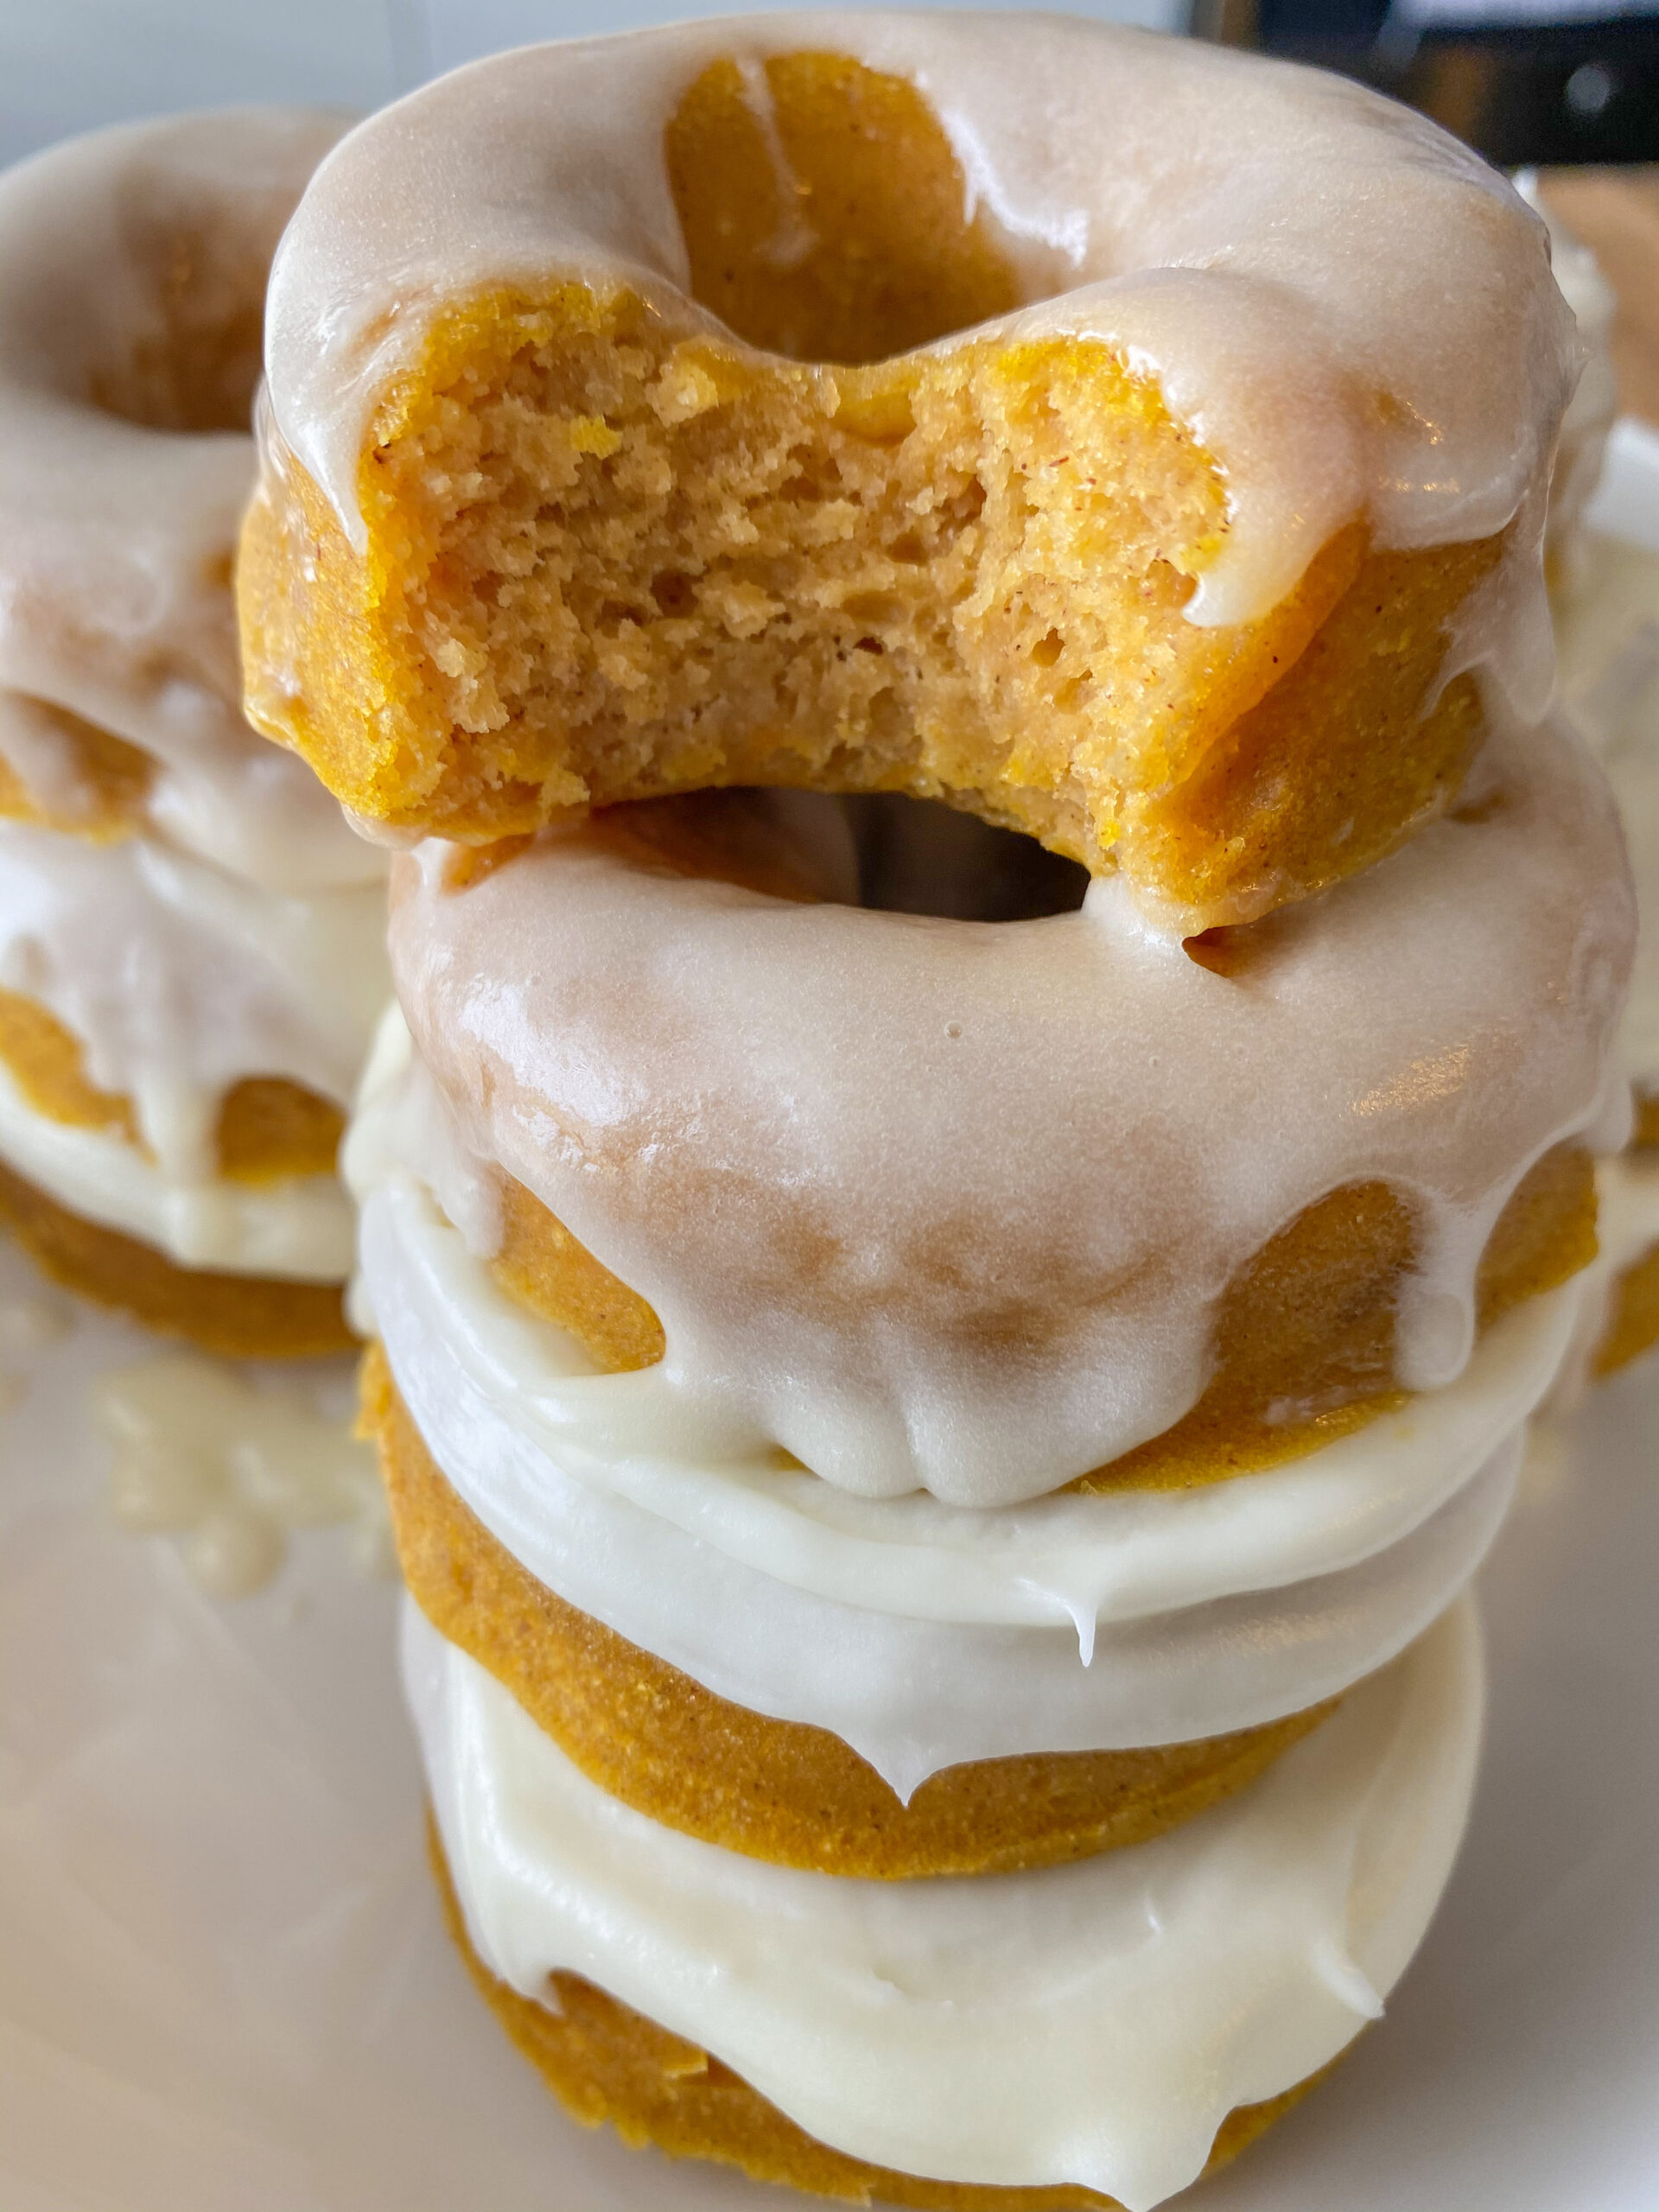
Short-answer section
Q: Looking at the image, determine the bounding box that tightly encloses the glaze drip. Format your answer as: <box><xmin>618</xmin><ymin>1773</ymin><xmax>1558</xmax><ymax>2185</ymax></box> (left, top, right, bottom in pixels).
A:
<box><xmin>0</xmin><ymin>108</ymin><xmax>379</xmax><ymax>893</ymax></box>
<box><xmin>264</xmin><ymin>12</ymin><xmax>1577</xmax><ymax>664</ymax></box>
<box><xmin>388</xmin><ymin>709</ymin><xmax>1630</xmax><ymax>1505</ymax></box>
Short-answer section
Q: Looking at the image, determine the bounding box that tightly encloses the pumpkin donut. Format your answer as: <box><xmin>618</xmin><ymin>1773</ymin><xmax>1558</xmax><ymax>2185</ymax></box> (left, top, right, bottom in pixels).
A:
<box><xmin>362</xmin><ymin>710</ymin><xmax>1628</xmax><ymax>1510</ymax></box>
<box><xmin>347</xmin><ymin>727</ymin><xmax>1617</xmax><ymax>1876</ymax></box>
<box><xmin>0</xmin><ymin>111</ymin><xmax>390</xmax><ymax>1352</ymax></box>
<box><xmin>405</xmin><ymin>1591</ymin><xmax>1484</xmax><ymax>2209</ymax></box>
<box><xmin>239</xmin><ymin>16</ymin><xmax>1577</xmax><ymax>930</ymax></box>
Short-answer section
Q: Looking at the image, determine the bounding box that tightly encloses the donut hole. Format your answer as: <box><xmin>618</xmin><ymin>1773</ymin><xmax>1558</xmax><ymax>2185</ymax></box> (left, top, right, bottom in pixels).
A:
<box><xmin>664</xmin><ymin>52</ymin><xmax>1038</xmax><ymax>366</ymax></box>
<box><xmin>836</xmin><ymin>794</ymin><xmax>1089</xmax><ymax>921</ymax></box>
<box><xmin>575</xmin><ymin>787</ymin><xmax>1087</xmax><ymax>921</ymax></box>
<box><xmin>86</xmin><ymin>196</ymin><xmax>283</xmax><ymax>434</ymax></box>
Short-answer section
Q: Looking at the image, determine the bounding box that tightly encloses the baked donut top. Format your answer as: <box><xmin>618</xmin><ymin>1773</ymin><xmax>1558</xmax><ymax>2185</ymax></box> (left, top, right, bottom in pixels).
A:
<box><xmin>0</xmin><ymin>109</ymin><xmax>378</xmax><ymax>893</ymax></box>
<box><xmin>388</xmin><ymin>709</ymin><xmax>1633</xmax><ymax>1509</ymax></box>
<box><xmin>264</xmin><ymin>11</ymin><xmax>1576</xmax><ymax>642</ymax></box>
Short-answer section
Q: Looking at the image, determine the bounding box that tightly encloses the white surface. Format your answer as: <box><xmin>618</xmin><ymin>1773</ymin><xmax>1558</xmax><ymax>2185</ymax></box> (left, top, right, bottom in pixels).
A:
<box><xmin>0</xmin><ymin>1226</ymin><xmax>1655</xmax><ymax>2212</ymax></box>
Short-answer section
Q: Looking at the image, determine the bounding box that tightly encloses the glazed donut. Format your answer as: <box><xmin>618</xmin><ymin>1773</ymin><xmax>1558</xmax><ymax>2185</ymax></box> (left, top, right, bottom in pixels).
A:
<box><xmin>239</xmin><ymin>16</ymin><xmax>1577</xmax><ymax>930</ymax></box>
<box><xmin>346</xmin><ymin>700</ymin><xmax>1618</xmax><ymax>1897</ymax></box>
<box><xmin>369</xmin><ymin>708</ymin><xmax>1628</xmax><ymax>1510</ymax></box>
<box><xmin>0</xmin><ymin>109</ymin><xmax>377</xmax><ymax>893</ymax></box>
<box><xmin>0</xmin><ymin>111</ymin><xmax>391</xmax><ymax>1354</ymax></box>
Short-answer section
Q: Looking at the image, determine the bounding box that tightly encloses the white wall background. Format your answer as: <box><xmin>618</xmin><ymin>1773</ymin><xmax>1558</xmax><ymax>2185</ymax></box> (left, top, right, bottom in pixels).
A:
<box><xmin>1</xmin><ymin>0</ymin><xmax>1192</xmax><ymax>168</ymax></box>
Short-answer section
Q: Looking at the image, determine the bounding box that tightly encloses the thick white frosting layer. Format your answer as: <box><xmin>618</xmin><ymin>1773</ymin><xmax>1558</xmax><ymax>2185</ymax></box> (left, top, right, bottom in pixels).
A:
<box><xmin>410</xmin><ymin>1593</ymin><xmax>1484</xmax><ymax>2212</ymax></box>
<box><xmin>385</xmin><ymin>707</ymin><xmax>1630</xmax><ymax>1508</ymax></box>
<box><xmin>0</xmin><ymin>1052</ymin><xmax>353</xmax><ymax>1280</ymax></box>
<box><xmin>0</xmin><ymin>819</ymin><xmax>389</xmax><ymax>1186</ymax></box>
<box><xmin>0</xmin><ymin>110</ymin><xmax>383</xmax><ymax>893</ymax></box>
<box><xmin>351</xmin><ymin>1071</ymin><xmax>1533</xmax><ymax>1782</ymax></box>
<box><xmin>353</xmin><ymin>1131</ymin><xmax>1567</xmax><ymax>1635</ymax></box>
<box><xmin>265</xmin><ymin>11</ymin><xmax>1574</xmax><ymax>671</ymax></box>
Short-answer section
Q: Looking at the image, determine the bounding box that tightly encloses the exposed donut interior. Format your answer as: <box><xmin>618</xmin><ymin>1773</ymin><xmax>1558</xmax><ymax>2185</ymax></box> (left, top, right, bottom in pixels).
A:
<box><xmin>246</xmin><ymin>51</ymin><xmax>1500</xmax><ymax>930</ymax></box>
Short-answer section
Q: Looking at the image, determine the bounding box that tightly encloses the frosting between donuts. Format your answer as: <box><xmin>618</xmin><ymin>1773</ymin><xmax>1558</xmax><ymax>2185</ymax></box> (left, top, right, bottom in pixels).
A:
<box><xmin>264</xmin><ymin>14</ymin><xmax>1574</xmax><ymax>642</ymax></box>
<box><xmin>348</xmin><ymin>1120</ymin><xmax>1571</xmax><ymax>1637</ymax></box>
<box><xmin>385</xmin><ymin>708</ymin><xmax>1630</xmax><ymax>1507</ymax></box>
<box><xmin>410</xmin><ymin>1593</ymin><xmax>1483</xmax><ymax>2211</ymax></box>
<box><xmin>0</xmin><ymin>1054</ymin><xmax>353</xmax><ymax>1280</ymax></box>
<box><xmin>0</xmin><ymin>109</ymin><xmax>380</xmax><ymax>895</ymax></box>
<box><xmin>0</xmin><ymin>820</ymin><xmax>388</xmax><ymax>1184</ymax></box>
<box><xmin>365</xmin><ymin>1193</ymin><xmax>1515</xmax><ymax>1778</ymax></box>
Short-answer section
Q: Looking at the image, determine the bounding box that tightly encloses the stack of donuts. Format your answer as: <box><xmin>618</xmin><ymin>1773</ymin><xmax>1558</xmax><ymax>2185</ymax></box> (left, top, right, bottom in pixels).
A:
<box><xmin>239</xmin><ymin>19</ymin><xmax>1636</xmax><ymax>2208</ymax></box>
<box><xmin>0</xmin><ymin>111</ymin><xmax>389</xmax><ymax>1357</ymax></box>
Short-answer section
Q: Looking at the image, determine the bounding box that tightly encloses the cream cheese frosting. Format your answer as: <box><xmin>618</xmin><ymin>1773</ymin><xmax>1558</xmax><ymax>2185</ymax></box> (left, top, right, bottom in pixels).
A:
<box><xmin>385</xmin><ymin>706</ymin><xmax>1631</xmax><ymax>1508</ymax></box>
<box><xmin>350</xmin><ymin>1036</ymin><xmax>1539</xmax><ymax>1783</ymax></box>
<box><xmin>0</xmin><ymin>819</ymin><xmax>389</xmax><ymax>1185</ymax></box>
<box><xmin>410</xmin><ymin>1592</ymin><xmax>1484</xmax><ymax>2212</ymax></box>
<box><xmin>0</xmin><ymin>108</ymin><xmax>382</xmax><ymax>895</ymax></box>
<box><xmin>351</xmin><ymin>1123</ymin><xmax>1567</xmax><ymax>1636</ymax></box>
<box><xmin>0</xmin><ymin>1053</ymin><xmax>353</xmax><ymax>1280</ymax></box>
<box><xmin>263</xmin><ymin>11</ymin><xmax>1576</xmax><ymax>674</ymax></box>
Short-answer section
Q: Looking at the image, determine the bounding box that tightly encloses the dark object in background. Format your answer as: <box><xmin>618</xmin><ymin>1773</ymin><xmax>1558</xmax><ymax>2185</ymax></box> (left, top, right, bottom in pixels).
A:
<box><xmin>1194</xmin><ymin>1</ymin><xmax>1659</xmax><ymax>164</ymax></box>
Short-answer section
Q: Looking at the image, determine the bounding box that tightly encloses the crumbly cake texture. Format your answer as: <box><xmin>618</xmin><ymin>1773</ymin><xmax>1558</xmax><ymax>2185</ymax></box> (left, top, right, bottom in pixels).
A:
<box><xmin>0</xmin><ymin>1156</ymin><xmax>353</xmax><ymax>1356</ymax></box>
<box><xmin>366</xmin><ymin>1349</ymin><xmax>1333</xmax><ymax>1878</ymax></box>
<box><xmin>0</xmin><ymin>989</ymin><xmax>352</xmax><ymax>1355</ymax></box>
<box><xmin>238</xmin><ymin>52</ymin><xmax>1503</xmax><ymax>932</ymax></box>
<box><xmin>428</xmin><ymin>1820</ymin><xmax>1331</xmax><ymax>2209</ymax></box>
<box><xmin>484</xmin><ymin>1138</ymin><xmax>1596</xmax><ymax>1491</ymax></box>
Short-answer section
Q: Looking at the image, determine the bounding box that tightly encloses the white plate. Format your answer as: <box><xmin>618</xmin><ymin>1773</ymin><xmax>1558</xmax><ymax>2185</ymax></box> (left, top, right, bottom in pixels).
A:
<box><xmin>0</xmin><ymin>1230</ymin><xmax>1655</xmax><ymax>2212</ymax></box>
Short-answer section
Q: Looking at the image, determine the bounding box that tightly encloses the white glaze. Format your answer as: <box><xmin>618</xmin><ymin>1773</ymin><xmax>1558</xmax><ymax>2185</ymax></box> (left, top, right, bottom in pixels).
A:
<box><xmin>264</xmin><ymin>11</ymin><xmax>1576</xmax><ymax>677</ymax></box>
<box><xmin>349</xmin><ymin>1128</ymin><xmax>1569</xmax><ymax>1636</ymax></box>
<box><xmin>371</xmin><ymin>1206</ymin><xmax>1514</xmax><ymax>1784</ymax></box>
<box><xmin>0</xmin><ymin>1052</ymin><xmax>353</xmax><ymax>1280</ymax></box>
<box><xmin>0</xmin><ymin>819</ymin><xmax>389</xmax><ymax>1185</ymax></box>
<box><xmin>100</xmin><ymin>1352</ymin><xmax>389</xmax><ymax>1595</ymax></box>
<box><xmin>386</xmin><ymin>707</ymin><xmax>1630</xmax><ymax>1507</ymax></box>
<box><xmin>411</xmin><ymin>1594</ymin><xmax>1484</xmax><ymax>2212</ymax></box>
<box><xmin>1515</xmin><ymin>169</ymin><xmax>1618</xmax><ymax>561</ymax></box>
<box><xmin>349</xmin><ymin>1057</ymin><xmax>1535</xmax><ymax>1781</ymax></box>
<box><xmin>0</xmin><ymin>110</ymin><xmax>383</xmax><ymax>894</ymax></box>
